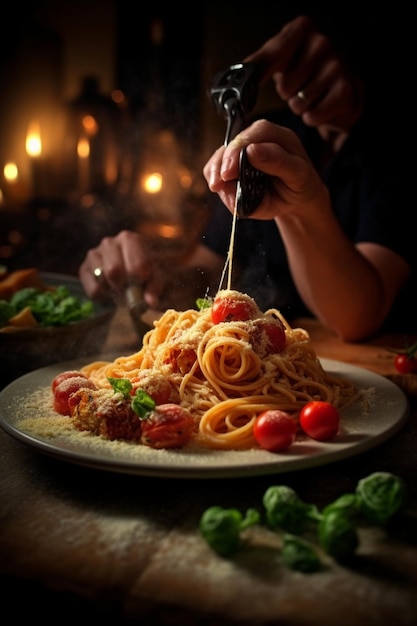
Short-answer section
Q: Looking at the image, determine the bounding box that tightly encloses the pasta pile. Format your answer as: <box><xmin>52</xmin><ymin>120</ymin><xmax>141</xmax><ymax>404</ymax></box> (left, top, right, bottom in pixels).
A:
<box><xmin>81</xmin><ymin>290</ymin><xmax>358</xmax><ymax>450</ymax></box>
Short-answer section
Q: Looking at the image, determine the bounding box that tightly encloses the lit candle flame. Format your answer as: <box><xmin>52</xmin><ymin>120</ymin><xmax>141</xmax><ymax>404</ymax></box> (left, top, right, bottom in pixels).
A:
<box><xmin>26</xmin><ymin>122</ymin><xmax>42</xmax><ymax>158</ymax></box>
<box><xmin>77</xmin><ymin>137</ymin><xmax>90</xmax><ymax>159</ymax></box>
<box><xmin>4</xmin><ymin>162</ymin><xmax>19</xmax><ymax>183</ymax></box>
<box><xmin>77</xmin><ymin>136</ymin><xmax>90</xmax><ymax>195</ymax></box>
<box><xmin>142</xmin><ymin>172</ymin><xmax>163</xmax><ymax>194</ymax></box>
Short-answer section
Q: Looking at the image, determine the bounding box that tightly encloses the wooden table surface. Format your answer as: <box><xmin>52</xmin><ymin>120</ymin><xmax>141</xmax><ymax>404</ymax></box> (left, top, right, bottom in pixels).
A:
<box><xmin>1</xmin><ymin>307</ymin><xmax>417</xmax><ymax>626</ymax></box>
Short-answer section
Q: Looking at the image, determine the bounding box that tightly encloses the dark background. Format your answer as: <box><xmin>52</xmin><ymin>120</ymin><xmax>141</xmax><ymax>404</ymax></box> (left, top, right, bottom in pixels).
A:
<box><xmin>0</xmin><ymin>3</ymin><xmax>409</xmax><ymax>276</ymax></box>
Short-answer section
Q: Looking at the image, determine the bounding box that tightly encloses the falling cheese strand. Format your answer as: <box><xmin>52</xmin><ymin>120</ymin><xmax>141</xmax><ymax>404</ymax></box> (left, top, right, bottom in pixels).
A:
<box><xmin>217</xmin><ymin>189</ymin><xmax>240</xmax><ymax>293</ymax></box>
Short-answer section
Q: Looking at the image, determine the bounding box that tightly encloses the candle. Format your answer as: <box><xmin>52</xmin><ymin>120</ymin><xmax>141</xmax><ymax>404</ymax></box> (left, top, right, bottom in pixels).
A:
<box><xmin>77</xmin><ymin>135</ymin><xmax>90</xmax><ymax>194</ymax></box>
<box><xmin>26</xmin><ymin>122</ymin><xmax>42</xmax><ymax>199</ymax></box>
<box><xmin>2</xmin><ymin>162</ymin><xmax>28</xmax><ymax>205</ymax></box>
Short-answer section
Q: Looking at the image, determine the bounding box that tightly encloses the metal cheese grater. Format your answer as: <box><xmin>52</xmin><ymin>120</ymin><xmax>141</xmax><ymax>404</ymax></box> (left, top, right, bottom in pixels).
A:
<box><xmin>209</xmin><ymin>62</ymin><xmax>266</xmax><ymax>218</ymax></box>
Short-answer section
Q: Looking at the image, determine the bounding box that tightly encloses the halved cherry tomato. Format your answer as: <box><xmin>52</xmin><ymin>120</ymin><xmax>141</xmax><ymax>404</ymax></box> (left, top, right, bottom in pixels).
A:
<box><xmin>394</xmin><ymin>353</ymin><xmax>417</xmax><ymax>374</ymax></box>
<box><xmin>211</xmin><ymin>290</ymin><xmax>259</xmax><ymax>324</ymax></box>
<box><xmin>53</xmin><ymin>376</ymin><xmax>97</xmax><ymax>415</ymax></box>
<box><xmin>299</xmin><ymin>401</ymin><xmax>340</xmax><ymax>441</ymax></box>
<box><xmin>52</xmin><ymin>370</ymin><xmax>87</xmax><ymax>392</ymax></box>
<box><xmin>140</xmin><ymin>403</ymin><xmax>195</xmax><ymax>449</ymax></box>
<box><xmin>253</xmin><ymin>410</ymin><xmax>297</xmax><ymax>452</ymax></box>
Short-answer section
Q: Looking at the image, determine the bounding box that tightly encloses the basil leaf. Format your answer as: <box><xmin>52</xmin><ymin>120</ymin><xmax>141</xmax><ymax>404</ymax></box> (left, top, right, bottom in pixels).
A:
<box><xmin>108</xmin><ymin>377</ymin><xmax>132</xmax><ymax>397</ymax></box>
<box><xmin>132</xmin><ymin>388</ymin><xmax>156</xmax><ymax>419</ymax></box>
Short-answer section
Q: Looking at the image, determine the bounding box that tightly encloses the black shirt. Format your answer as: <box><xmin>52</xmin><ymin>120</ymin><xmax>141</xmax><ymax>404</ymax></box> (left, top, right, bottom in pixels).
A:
<box><xmin>201</xmin><ymin>108</ymin><xmax>416</xmax><ymax>334</ymax></box>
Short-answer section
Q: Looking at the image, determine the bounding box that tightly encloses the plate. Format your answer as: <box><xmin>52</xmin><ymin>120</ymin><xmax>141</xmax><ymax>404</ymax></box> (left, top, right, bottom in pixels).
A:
<box><xmin>0</xmin><ymin>358</ymin><xmax>409</xmax><ymax>479</ymax></box>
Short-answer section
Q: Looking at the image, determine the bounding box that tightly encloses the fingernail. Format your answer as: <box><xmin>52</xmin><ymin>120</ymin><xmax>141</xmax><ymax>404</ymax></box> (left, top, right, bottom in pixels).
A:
<box><xmin>208</xmin><ymin>170</ymin><xmax>219</xmax><ymax>187</ymax></box>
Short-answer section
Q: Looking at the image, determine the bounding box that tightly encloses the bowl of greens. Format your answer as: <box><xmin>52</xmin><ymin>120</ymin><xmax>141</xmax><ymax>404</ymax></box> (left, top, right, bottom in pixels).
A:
<box><xmin>0</xmin><ymin>269</ymin><xmax>115</xmax><ymax>386</ymax></box>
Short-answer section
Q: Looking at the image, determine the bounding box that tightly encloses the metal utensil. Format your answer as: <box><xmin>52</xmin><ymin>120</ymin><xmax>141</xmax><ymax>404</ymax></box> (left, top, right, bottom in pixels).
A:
<box><xmin>124</xmin><ymin>283</ymin><xmax>151</xmax><ymax>340</ymax></box>
<box><xmin>210</xmin><ymin>62</ymin><xmax>260</xmax><ymax>145</ymax></box>
<box><xmin>236</xmin><ymin>147</ymin><xmax>266</xmax><ymax>218</ymax></box>
<box><xmin>209</xmin><ymin>62</ymin><xmax>266</xmax><ymax>217</ymax></box>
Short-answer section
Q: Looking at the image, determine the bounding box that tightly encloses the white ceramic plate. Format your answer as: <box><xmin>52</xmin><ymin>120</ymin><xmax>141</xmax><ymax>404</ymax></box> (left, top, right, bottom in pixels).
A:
<box><xmin>0</xmin><ymin>358</ymin><xmax>409</xmax><ymax>479</ymax></box>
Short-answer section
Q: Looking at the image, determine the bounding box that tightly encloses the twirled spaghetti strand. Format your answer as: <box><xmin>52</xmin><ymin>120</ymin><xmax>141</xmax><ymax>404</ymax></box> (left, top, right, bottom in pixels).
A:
<box><xmin>81</xmin><ymin>297</ymin><xmax>358</xmax><ymax>450</ymax></box>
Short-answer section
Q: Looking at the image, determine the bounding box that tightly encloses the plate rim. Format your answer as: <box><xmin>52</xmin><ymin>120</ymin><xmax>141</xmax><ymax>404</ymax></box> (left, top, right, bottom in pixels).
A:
<box><xmin>0</xmin><ymin>357</ymin><xmax>409</xmax><ymax>479</ymax></box>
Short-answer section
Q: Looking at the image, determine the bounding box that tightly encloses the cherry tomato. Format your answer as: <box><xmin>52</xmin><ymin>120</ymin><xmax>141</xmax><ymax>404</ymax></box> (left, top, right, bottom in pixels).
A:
<box><xmin>253</xmin><ymin>410</ymin><xmax>297</xmax><ymax>452</ymax></box>
<box><xmin>53</xmin><ymin>376</ymin><xmax>97</xmax><ymax>415</ymax></box>
<box><xmin>299</xmin><ymin>401</ymin><xmax>340</xmax><ymax>441</ymax></box>
<box><xmin>212</xmin><ymin>290</ymin><xmax>259</xmax><ymax>324</ymax></box>
<box><xmin>51</xmin><ymin>370</ymin><xmax>87</xmax><ymax>392</ymax></box>
<box><xmin>130</xmin><ymin>371</ymin><xmax>175</xmax><ymax>404</ymax></box>
<box><xmin>250</xmin><ymin>317</ymin><xmax>286</xmax><ymax>355</ymax></box>
<box><xmin>394</xmin><ymin>353</ymin><xmax>417</xmax><ymax>374</ymax></box>
<box><xmin>140</xmin><ymin>403</ymin><xmax>195</xmax><ymax>449</ymax></box>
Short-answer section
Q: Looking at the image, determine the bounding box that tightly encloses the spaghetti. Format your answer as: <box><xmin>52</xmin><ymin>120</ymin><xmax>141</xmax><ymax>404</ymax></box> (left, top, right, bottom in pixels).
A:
<box><xmin>76</xmin><ymin>190</ymin><xmax>359</xmax><ymax>450</ymax></box>
<box><xmin>81</xmin><ymin>290</ymin><xmax>359</xmax><ymax>450</ymax></box>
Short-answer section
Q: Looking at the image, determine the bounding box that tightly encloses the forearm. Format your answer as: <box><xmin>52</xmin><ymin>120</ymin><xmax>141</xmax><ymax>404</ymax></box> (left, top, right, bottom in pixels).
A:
<box><xmin>275</xmin><ymin>212</ymin><xmax>390</xmax><ymax>341</ymax></box>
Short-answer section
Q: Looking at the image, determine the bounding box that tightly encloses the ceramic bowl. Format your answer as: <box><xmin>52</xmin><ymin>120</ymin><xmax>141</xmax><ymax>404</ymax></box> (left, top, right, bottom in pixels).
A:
<box><xmin>1</xmin><ymin>272</ymin><xmax>115</xmax><ymax>386</ymax></box>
